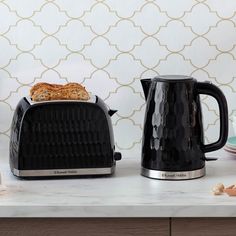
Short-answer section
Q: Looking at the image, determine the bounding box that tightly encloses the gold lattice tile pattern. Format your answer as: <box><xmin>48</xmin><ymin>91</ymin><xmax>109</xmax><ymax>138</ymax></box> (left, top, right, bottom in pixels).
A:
<box><xmin>0</xmin><ymin>0</ymin><xmax>236</xmax><ymax>157</ymax></box>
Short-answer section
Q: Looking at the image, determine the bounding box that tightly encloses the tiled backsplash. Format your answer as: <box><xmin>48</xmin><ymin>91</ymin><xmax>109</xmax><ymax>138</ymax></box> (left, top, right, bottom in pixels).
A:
<box><xmin>0</xmin><ymin>0</ymin><xmax>236</xmax><ymax>157</ymax></box>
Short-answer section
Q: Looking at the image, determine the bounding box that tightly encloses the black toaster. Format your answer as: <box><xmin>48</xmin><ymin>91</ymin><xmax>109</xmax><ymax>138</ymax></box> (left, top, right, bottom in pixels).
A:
<box><xmin>9</xmin><ymin>95</ymin><xmax>121</xmax><ymax>179</ymax></box>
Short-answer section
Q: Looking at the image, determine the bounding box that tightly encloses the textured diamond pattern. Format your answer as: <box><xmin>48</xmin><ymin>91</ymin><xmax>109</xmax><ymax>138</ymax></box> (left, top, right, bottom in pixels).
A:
<box><xmin>1</xmin><ymin>1</ymin><xmax>236</xmax><ymax>157</ymax></box>
<box><xmin>142</xmin><ymin>78</ymin><xmax>209</xmax><ymax>172</ymax></box>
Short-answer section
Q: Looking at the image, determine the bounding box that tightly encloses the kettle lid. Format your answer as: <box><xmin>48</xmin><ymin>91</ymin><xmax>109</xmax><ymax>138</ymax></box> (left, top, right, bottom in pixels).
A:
<box><xmin>154</xmin><ymin>75</ymin><xmax>193</xmax><ymax>82</ymax></box>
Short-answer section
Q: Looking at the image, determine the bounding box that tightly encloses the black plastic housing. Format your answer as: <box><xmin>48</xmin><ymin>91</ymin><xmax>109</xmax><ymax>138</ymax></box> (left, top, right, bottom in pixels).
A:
<box><xmin>141</xmin><ymin>75</ymin><xmax>228</xmax><ymax>172</ymax></box>
<box><xmin>9</xmin><ymin>96</ymin><xmax>121</xmax><ymax>178</ymax></box>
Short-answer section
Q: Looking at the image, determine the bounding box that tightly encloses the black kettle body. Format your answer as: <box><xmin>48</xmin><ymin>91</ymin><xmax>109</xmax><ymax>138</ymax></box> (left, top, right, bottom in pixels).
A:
<box><xmin>141</xmin><ymin>75</ymin><xmax>228</xmax><ymax>180</ymax></box>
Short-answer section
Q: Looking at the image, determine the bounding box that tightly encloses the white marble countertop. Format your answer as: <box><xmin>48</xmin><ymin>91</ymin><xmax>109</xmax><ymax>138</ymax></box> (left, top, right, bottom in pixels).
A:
<box><xmin>1</xmin><ymin>149</ymin><xmax>236</xmax><ymax>218</ymax></box>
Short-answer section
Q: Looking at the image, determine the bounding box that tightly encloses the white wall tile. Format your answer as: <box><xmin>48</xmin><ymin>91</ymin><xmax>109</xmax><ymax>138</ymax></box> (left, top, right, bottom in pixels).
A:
<box><xmin>0</xmin><ymin>1</ymin><xmax>235</xmax><ymax>157</ymax></box>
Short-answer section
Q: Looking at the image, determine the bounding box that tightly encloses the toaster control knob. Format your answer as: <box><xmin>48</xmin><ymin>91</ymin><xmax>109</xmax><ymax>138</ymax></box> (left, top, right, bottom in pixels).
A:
<box><xmin>114</xmin><ymin>152</ymin><xmax>122</xmax><ymax>161</ymax></box>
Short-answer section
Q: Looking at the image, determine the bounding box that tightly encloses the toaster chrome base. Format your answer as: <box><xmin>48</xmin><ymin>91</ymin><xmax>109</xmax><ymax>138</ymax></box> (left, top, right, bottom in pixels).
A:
<box><xmin>13</xmin><ymin>167</ymin><xmax>115</xmax><ymax>177</ymax></box>
<box><xmin>141</xmin><ymin>167</ymin><xmax>205</xmax><ymax>180</ymax></box>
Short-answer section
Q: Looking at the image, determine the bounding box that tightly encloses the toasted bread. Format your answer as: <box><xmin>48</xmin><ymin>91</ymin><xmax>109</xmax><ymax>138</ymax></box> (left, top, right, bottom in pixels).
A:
<box><xmin>30</xmin><ymin>82</ymin><xmax>90</xmax><ymax>101</ymax></box>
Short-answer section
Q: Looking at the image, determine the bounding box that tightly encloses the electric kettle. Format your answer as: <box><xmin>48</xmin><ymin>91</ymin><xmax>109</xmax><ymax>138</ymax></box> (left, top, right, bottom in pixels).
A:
<box><xmin>141</xmin><ymin>75</ymin><xmax>228</xmax><ymax>180</ymax></box>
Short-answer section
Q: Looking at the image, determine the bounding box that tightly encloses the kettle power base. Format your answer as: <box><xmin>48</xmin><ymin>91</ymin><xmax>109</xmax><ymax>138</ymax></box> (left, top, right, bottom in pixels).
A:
<box><xmin>141</xmin><ymin>167</ymin><xmax>205</xmax><ymax>180</ymax></box>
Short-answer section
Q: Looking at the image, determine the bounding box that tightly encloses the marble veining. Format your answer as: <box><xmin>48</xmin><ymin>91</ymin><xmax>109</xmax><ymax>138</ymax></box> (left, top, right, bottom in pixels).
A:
<box><xmin>0</xmin><ymin>149</ymin><xmax>236</xmax><ymax>217</ymax></box>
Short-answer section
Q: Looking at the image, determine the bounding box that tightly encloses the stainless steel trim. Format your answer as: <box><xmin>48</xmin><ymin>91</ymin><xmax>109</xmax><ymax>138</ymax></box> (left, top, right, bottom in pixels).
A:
<box><xmin>25</xmin><ymin>93</ymin><xmax>96</xmax><ymax>105</ymax></box>
<box><xmin>141</xmin><ymin>167</ymin><xmax>205</xmax><ymax>180</ymax></box>
<box><xmin>13</xmin><ymin>167</ymin><xmax>114</xmax><ymax>177</ymax></box>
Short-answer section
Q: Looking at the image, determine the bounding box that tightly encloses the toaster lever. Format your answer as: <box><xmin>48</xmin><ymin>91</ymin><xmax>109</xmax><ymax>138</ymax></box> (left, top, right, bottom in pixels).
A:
<box><xmin>114</xmin><ymin>152</ymin><xmax>122</xmax><ymax>161</ymax></box>
<box><xmin>203</xmin><ymin>157</ymin><xmax>218</xmax><ymax>161</ymax></box>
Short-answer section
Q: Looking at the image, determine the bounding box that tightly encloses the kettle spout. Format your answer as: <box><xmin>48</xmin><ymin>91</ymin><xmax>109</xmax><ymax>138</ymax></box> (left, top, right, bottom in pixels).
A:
<box><xmin>141</xmin><ymin>79</ymin><xmax>151</xmax><ymax>101</ymax></box>
<box><xmin>108</xmin><ymin>109</ymin><xmax>117</xmax><ymax>116</ymax></box>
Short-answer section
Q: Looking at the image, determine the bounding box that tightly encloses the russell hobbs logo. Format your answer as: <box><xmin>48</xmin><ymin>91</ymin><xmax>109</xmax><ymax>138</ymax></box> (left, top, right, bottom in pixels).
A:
<box><xmin>54</xmin><ymin>170</ymin><xmax>78</xmax><ymax>175</ymax></box>
<box><xmin>162</xmin><ymin>173</ymin><xmax>187</xmax><ymax>178</ymax></box>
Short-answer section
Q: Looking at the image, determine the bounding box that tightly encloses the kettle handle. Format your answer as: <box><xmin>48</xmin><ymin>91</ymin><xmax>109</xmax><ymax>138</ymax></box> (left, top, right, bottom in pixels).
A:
<box><xmin>196</xmin><ymin>81</ymin><xmax>228</xmax><ymax>153</ymax></box>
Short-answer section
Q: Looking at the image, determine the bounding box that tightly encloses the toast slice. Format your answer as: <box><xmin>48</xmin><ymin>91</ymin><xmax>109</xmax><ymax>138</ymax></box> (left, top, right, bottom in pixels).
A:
<box><xmin>30</xmin><ymin>82</ymin><xmax>90</xmax><ymax>102</ymax></box>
